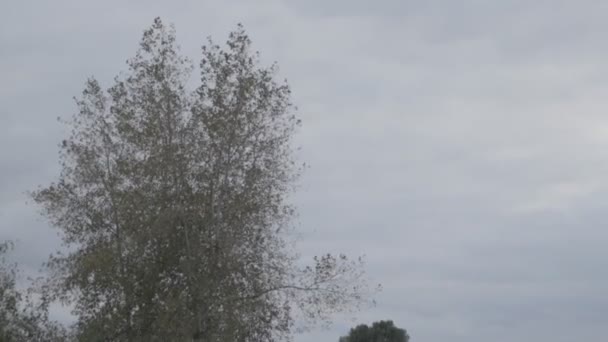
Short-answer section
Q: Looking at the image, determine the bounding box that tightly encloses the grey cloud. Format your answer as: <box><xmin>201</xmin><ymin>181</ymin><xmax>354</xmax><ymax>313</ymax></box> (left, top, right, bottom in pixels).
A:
<box><xmin>4</xmin><ymin>1</ymin><xmax>608</xmax><ymax>341</ymax></box>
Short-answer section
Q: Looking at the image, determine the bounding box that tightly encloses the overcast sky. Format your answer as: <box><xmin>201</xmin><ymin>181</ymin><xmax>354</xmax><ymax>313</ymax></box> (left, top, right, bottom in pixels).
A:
<box><xmin>4</xmin><ymin>1</ymin><xmax>608</xmax><ymax>341</ymax></box>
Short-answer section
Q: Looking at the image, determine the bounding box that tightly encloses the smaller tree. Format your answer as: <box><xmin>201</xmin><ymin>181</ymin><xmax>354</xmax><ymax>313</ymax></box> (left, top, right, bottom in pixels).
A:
<box><xmin>0</xmin><ymin>241</ymin><xmax>66</xmax><ymax>342</ymax></box>
<box><xmin>339</xmin><ymin>320</ymin><xmax>410</xmax><ymax>342</ymax></box>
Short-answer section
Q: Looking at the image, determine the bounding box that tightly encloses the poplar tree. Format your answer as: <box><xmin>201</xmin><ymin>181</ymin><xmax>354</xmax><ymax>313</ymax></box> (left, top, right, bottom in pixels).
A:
<box><xmin>34</xmin><ymin>18</ymin><xmax>372</xmax><ymax>341</ymax></box>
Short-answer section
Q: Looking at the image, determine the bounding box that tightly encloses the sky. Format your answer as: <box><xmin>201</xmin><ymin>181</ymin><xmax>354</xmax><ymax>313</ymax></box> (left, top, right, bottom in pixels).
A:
<box><xmin>3</xmin><ymin>0</ymin><xmax>608</xmax><ymax>341</ymax></box>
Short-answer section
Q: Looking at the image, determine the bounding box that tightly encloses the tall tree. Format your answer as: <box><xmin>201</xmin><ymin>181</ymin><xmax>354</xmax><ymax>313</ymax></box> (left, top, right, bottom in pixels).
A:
<box><xmin>33</xmin><ymin>18</ymin><xmax>372</xmax><ymax>341</ymax></box>
<box><xmin>339</xmin><ymin>320</ymin><xmax>410</xmax><ymax>342</ymax></box>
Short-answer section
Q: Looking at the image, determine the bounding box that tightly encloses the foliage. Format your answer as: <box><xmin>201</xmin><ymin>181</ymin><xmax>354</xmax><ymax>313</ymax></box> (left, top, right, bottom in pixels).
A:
<box><xmin>339</xmin><ymin>320</ymin><xmax>409</xmax><ymax>342</ymax></box>
<box><xmin>33</xmin><ymin>18</ymin><xmax>373</xmax><ymax>341</ymax></box>
<box><xmin>0</xmin><ymin>241</ymin><xmax>66</xmax><ymax>342</ymax></box>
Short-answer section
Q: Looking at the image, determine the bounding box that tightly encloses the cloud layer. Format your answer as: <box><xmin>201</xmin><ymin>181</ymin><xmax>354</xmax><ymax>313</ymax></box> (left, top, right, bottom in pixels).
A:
<box><xmin>3</xmin><ymin>1</ymin><xmax>608</xmax><ymax>341</ymax></box>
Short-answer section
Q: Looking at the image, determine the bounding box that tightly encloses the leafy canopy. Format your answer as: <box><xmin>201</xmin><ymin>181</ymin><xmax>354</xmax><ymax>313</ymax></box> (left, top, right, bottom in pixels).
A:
<box><xmin>340</xmin><ymin>320</ymin><xmax>410</xmax><ymax>342</ymax></box>
<box><xmin>33</xmin><ymin>18</ymin><xmax>374</xmax><ymax>341</ymax></box>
